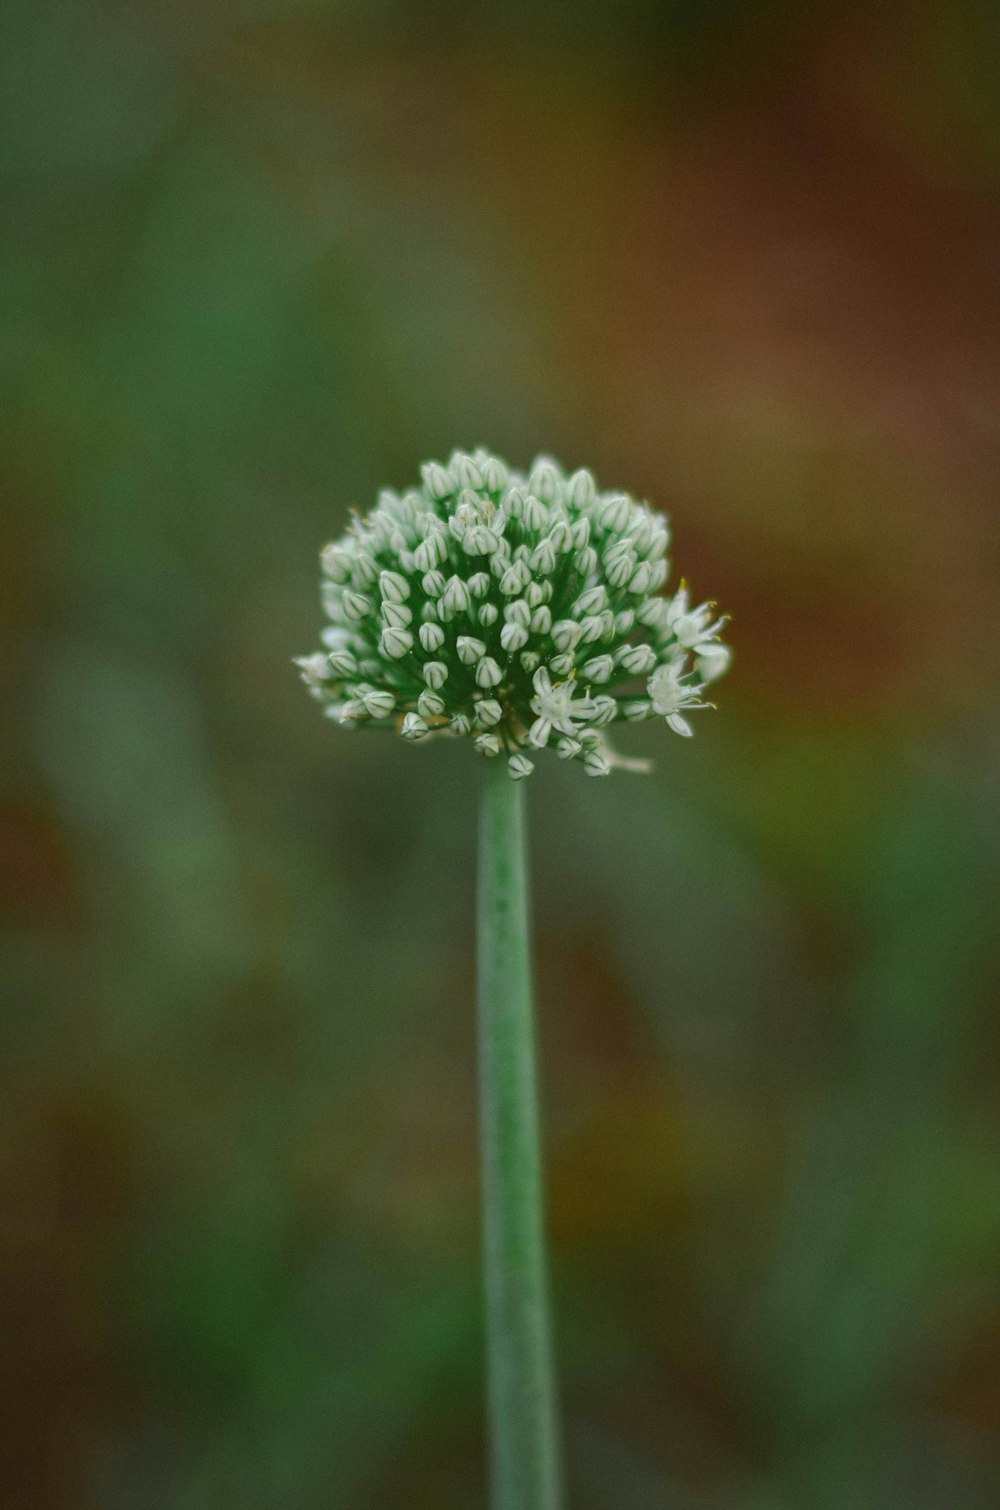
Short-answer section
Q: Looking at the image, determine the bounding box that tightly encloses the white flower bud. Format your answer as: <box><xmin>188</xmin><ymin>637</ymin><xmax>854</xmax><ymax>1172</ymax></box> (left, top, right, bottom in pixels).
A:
<box><xmin>479</xmin><ymin>603</ymin><xmax>499</xmax><ymax>626</ymax></box>
<box><xmin>455</xmin><ymin>455</ymin><xmax>484</xmax><ymax>490</ymax></box>
<box><xmin>381</xmin><ymin>601</ymin><xmax>412</xmax><ymax>629</ymax></box>
<box><xmin>500</xmin><ymin>562</ymin><xmax>529</xmax><ymax>596</ymax></box>
<box><xmin>417</xmin><ymin>690</ymin><xmax>445</xmax><ymax>719</ymax></box>
<box><xmin>622</xmin><ymin>699</ymin><xmax>653</xmax><ymax>721</ymax></box>
<box><xmin>600</xmin><ymin>494</ymin><xmax>631</xmax><ymax>532</ymax></box>
<box><xmin>520</xmin><ymin>650</ymin><xmax>541</xmax><ymax>673</ymax></box>
<box><xmin>504</xmin><ymin>598</ymin><xmax>531</xmax><ymax>628</ymax></box>
<box><xmin>380</xmin><ymin>627</ymin><xmax>413</xmax><ymax>660</ymax></box>
<box><xmin>501</xmin><ymin>622</ymin><xmax>529</xmax><ymax>653</ymax></box>
<box><xmin>419</xmin><ymin>622</ymin><xmax>445</xmax><ymax>653</ymax></box>
<box><xmin>530</xmin><ymin>606</ymin><xmax>552</xmax><ymax>634</ymax></box>
<box><xmin>567</xmin><ymin>469</ymin><xmax>596</xmax><ymax>508</ymax></box>
<box><xmin>606</xmin><ymin>552</ymin><xmax>636</xmax><ymax>589</ymax></box>
<box><xmin>379</xmin><ymin>569</ymin><xmax>410</xmax><ymax>603</ymax></box>
<box><xmin>464</xmin><ymin>525</ymin><xmax>500</xmax><ymax>555</ymax></box>
<box><xmin>342</xmin><ymin>590</ymin><xmax>371</xmax><ymax>622</ymax></box>
<box><xmin>523</xmin><ymin>496</ymin><xmax>548</xmax><ymax>534</ymax></box>
<box><xmin>351</xmin><ymin>552</ymin><xmax>378</xmax><ymax>588</ymax></box>
<box><xmin>474</xmin><ymin>699</ymin><xmax>502</xmax><ymax>727</ymax></box>
<box><xmin>629</xmin><ymin>562</ymin><xmax>652</xmax><ymax>595</ymax></box>
<box><xmin>572</xmin><ymin>517</ymin><xmax>590</xmax><ymax>549</ymax></box>
<box><xmin>362</xmin><ymin>689</ymin><xmax>395</xmax><ymax>719</ymax></box>
<box><xmin>421</xmin><ymin>461</ymin><xmax>452</xmax><ymax>499</ymax></box>
<box><xmin>422</xmin><ymin>570</ymin><xmax>446</xmax><ymax>597</ymax></box>
<box><xmin>549</xmin><ymin>652</ymin><xmax>574</xmax><ymax>676</ymax></box>
<box><xmin>423</xmin><ymin>661</ymin><xmax>448</xmax><ymax>689</ymax></box>
<box><xmin>475</xmin><ymin>733</ymin><xmax>501</xmax><ymax>757</ymax></box>
<box><xmin>327</xmin><ymin>649</ymin><xmax>358</xmax><ymax>677</ymax></box>
<box><xmin>528</xmin><ymin>460</ymin><xmax>560</xmax><ymax>503</ymax></box>
<box><xmin>548</xmin><ymin>519</ymin><xmax>573</xmax><ymax>552</ymax></box>
<box><xmin>295</xmin><ymin>653</ymin><xmax>331</xmax><ymax>681</ymax></box>
<box><xmin>618</xmin><ymin>643</ymin><xmax>657</xmax><ymax>675</ymax></box>
<box><xmin>636</xmin><ymin>595</ymin><xmax>668</xmax><ymax>630</ymax></box>
<box><xmin>582</xmin><ymin>654</ymin><xmax>615</xmax><ymax>683</ymax></box>
<box><xmin>556</xmin><ymin>736</ymin><xmax>582</xmax><ymax>759</ymax></box>
<box><xmin>439</xmin><ymin>576</ymin><xmax>470</xmax><ymax>618</ymax></box>
<box><xmin>482</xmin><ymin>456</ymin><xmax>508</xmax><ymax>492</ymax></box>
<box><xmin>457</xmin><ymin>636</ymin><xmax>486</xmax><ymax>665</ymax></box>
<box><xmin>476</xmin><ymin>657</ymin><xmax>503</xmax><ymax>688</ymax></box>
<box><xmin>507</xmin><ymin>753</ymin><xmax>535</xmax><ymax>780</ymax></box>
<box><xmin>468</xmin><ymin>571</ymin><xmax>491</xmax><ymax>597</ymax></box>
<box><xmin>551</xmin><ymin>619</ymin><xmax>582</xmax><ymax>653</ymax></box>
<box><xmin>401</xmin><ymin>712</ymin><xmax>429</xmax><ymax>740</ymax></box>
<box><xmin>321</xmin><ymin>545</ymin><xmax>353</xmax><ymax>581</ymax></box>
<box><xmin>579</xmin><ymin>615</ymin><xmax>605</xmax><ymax>643</ymax></box>
<box><xmin>503</xmin><ymin>485</ymin><xmax>525</xmax><ymax>518</ymax></box>
<box><xmin>590</xmin><ymin>695</ymin><xmax>618</xmax><ymax>726</ymax></box>
<box><xmin>575</xmin><ymin>546</ymin><xmax>598</xmax><ymax>576</ymax></box>
<box><xmin>530</xmin><ymin>539</ymin><xmax>557</xmax><ymax>575</ymax></box>
<box><xmin>574</xmin><ymin>585</ymin><xmax>607</xmax><ymax>617</ymax></box>
<box><xmin>615</xmin><ymin>608</ymin><xmax>636</xmax><ymax>635</ymax></box>
<box><xmin>414</xmin><ymin>535</ymin><xmax>446</xmax><ymax>571</ymax></box>
<box><xmin>583</xmin><ymin>748</ymin><xmax>611</xmax><ymax>777</ymax></box>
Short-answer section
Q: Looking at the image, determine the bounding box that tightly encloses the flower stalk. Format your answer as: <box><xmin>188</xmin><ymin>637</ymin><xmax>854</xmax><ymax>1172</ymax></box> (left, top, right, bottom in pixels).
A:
<box><xmin>477</xmin><ymin>760</ymin><xmax>561</xmax><ymax>1510</ymax></box>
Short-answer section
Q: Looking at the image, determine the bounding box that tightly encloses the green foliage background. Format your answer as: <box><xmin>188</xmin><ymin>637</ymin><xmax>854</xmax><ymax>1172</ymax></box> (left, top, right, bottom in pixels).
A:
<box><xmin>2</xmin><ymin>2</ymin><xmax>999</xmax><ymax>1505</ymax></box>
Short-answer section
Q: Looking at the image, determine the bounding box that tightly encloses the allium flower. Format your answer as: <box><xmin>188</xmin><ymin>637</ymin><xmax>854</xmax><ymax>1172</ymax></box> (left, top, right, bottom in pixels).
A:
<box><xmin>297</xmin><ymin>449</ymin><xmax>730</xmax><ymax>780</ymax></box>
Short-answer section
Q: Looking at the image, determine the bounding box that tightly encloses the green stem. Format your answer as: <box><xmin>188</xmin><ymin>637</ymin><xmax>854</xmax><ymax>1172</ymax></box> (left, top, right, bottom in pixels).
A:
<box><xmin>477</xmin><ymin>760</ymin><xmax>562</xmax><ymax>1510</ymax></box>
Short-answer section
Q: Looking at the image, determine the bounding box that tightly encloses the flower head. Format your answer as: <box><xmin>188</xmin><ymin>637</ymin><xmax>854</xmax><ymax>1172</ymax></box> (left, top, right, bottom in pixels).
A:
<box><xmin>297</xmin><ymin>449</ymin><xmax>730</xmax><ymax>779</ymax></box>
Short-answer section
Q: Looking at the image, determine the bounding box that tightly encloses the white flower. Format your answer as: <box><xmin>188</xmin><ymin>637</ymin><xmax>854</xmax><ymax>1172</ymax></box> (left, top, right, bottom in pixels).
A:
<box><xmin>299</xmin><ymin>449</ymin><xmax>729</xmax><ymax>778</ymax></box>
<box><xmin>647</xmin><ymin>661</ymin><xmax>706</xmax><ymax>737</ymax></box>
<box><xmin>527</xmin><ymin>667</ymin><xmax>597</xmax><ymax>747</ymax></box>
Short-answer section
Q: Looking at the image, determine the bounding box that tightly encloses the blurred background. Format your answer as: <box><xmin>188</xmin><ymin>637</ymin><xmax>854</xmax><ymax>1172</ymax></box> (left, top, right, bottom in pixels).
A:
<box><xmin>2</xmin><ymin>1</ymin><xmax>999</xmax><ymax>1506</ymax></box>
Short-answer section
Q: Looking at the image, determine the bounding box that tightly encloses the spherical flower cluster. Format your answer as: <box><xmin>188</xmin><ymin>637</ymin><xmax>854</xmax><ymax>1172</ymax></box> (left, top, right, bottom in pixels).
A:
<box><xmin>296</xmin><ymin>449</ymin><xmax>730</xmax><ymax>780</ymax></box>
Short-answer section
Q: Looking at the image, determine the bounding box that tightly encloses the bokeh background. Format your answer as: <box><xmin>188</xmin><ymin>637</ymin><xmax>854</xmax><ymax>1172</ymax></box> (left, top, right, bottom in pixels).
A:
<box><xmin>3</xmin><ymin>1</ymin><xmax>1000</xmax><ymax>1506</ymax></box>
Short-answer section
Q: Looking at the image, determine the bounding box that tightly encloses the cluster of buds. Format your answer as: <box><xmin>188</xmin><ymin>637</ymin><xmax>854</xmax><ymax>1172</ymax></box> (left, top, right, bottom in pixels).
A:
<box><xmin>297</xmin><ymin>450</ymin><xmax>729</xmax><ymax>780</ymax></box>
